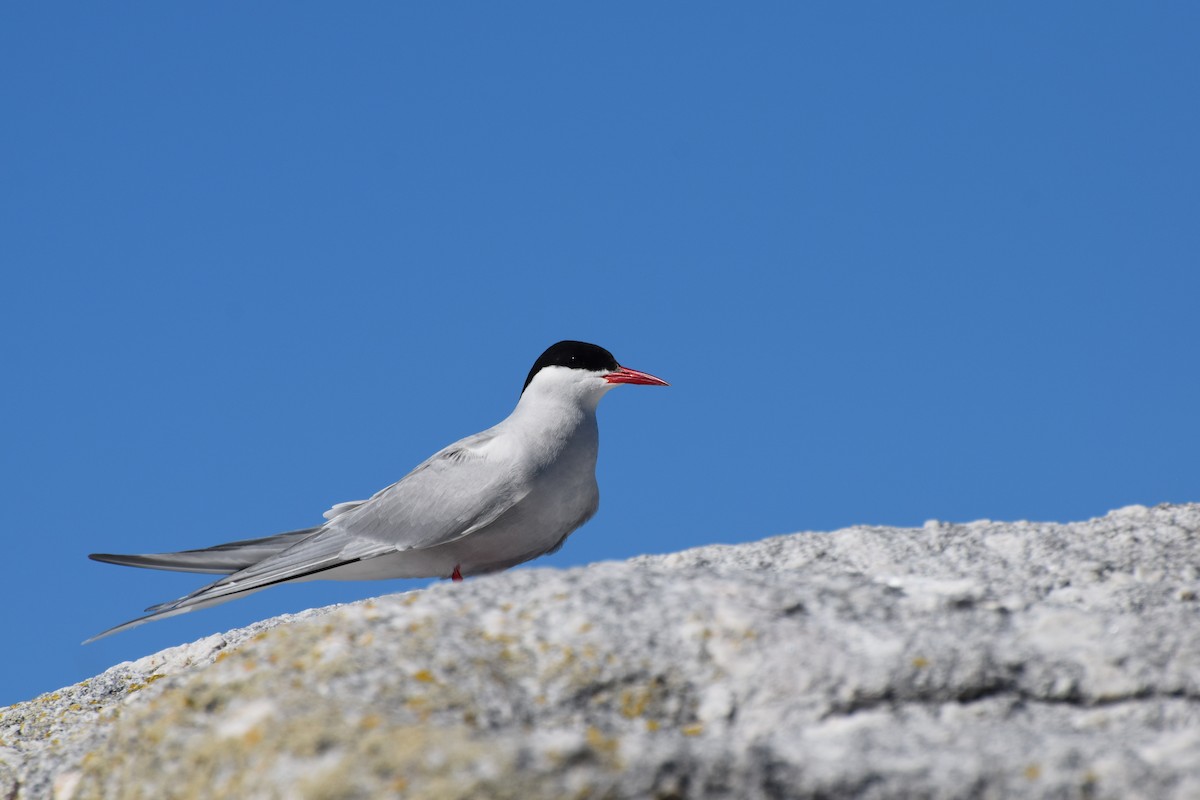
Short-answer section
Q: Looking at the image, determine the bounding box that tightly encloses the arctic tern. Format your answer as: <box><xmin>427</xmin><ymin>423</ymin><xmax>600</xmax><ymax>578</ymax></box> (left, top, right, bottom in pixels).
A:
<box><xmin>87</xmin><ymin>340</ymin><xmax>667</xmax><ymax>641</ymax></box>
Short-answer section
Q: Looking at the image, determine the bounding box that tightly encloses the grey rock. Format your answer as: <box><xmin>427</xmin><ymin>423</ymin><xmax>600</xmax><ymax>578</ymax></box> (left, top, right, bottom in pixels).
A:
<box><xmin>3</xmin><ymin>504</ymin><xmax>1199</xmax><ymax>799</ymax></box>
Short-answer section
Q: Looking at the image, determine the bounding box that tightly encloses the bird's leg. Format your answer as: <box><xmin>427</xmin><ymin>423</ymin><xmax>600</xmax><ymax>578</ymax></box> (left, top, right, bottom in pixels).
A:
<box><xmin>451</xmin><ymin>564</ymin><xmax>463</xmax><ymax>582</ymax></box>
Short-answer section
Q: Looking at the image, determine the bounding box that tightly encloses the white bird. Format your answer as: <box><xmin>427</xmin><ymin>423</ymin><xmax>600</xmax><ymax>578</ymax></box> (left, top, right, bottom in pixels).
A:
<box><xmin>87</xmin><ymin>340</ymin><xmax>667</xmax><ymax>641</ymax></box>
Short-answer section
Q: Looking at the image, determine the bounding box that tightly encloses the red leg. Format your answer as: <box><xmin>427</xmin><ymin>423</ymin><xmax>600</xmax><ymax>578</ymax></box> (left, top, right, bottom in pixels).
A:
<box><xmin>451</xmin><ymin>564</ymin><xmax>463</xmax><ymax>582</ymax></box>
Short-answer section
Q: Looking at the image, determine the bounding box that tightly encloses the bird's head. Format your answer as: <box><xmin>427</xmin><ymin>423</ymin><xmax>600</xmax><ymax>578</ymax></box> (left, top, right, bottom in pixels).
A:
<box><xmin>520</xmin><ymin>340</ymin><xmax>668</xmax><ymax>409</ymax></box>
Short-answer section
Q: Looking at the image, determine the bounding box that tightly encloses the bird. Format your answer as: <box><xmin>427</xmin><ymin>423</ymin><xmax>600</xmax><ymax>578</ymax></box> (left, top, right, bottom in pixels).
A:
<box><xmin>86</xmin><ymin>340</ymin><xmax>668</xmax><ymax>641</ymax></box>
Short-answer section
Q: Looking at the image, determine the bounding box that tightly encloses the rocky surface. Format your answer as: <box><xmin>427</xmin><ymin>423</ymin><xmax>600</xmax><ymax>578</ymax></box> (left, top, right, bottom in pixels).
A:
<box><xmin>3</xmin><ymin>504</ymin><xmax>1199</xmax><ymax>799</ymax></box>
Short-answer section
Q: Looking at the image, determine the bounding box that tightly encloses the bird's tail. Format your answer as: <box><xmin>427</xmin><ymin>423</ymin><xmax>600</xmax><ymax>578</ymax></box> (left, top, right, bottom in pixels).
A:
<box><xmin>84</xmin><ymin>525</ymin><xmax>358</xmax><ymax>643</ymax></box>
<box><xmin>89</xmin><ymin>527</ymin><xmax>322</xmax><ymax>575</ymax></box>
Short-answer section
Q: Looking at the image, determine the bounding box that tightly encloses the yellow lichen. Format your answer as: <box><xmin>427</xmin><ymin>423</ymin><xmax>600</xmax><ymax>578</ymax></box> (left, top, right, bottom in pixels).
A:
<box><xmin>619</xmin><ymin>689</ymin><xmax>650</xmax><ymax>719</ymax></box>
<box><xmin>585</xmin><ymin>726</ymin><xmax>619</xmax><ymax>760</ymax></box>
<box><xmin>681</xmin><ymin>723</ymin><xmax>704</xmax><ymax>737</ymax></box>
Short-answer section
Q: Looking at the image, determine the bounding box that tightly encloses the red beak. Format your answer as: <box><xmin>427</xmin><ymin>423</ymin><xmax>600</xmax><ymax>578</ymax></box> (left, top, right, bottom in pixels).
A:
<box><xmin>605</xmin><ymin>366</ymin><xmax>669</xmax><ymax>386</ymax></box>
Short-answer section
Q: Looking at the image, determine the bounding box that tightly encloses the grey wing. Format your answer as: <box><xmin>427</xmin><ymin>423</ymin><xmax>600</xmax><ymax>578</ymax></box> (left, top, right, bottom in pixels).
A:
<box><xmin>334</xmin><ymin>428</ymin><xmax>528</xmax><ymax>555</ymax></box>
<box><xmin>196</xmin><ymin>428</ymin><xmax>526</xmax><ymax>595</ymax></box>
<box><xmin>89</xmin><ymin>527</ymin><xmax>322</xmax><ymax>574</ymax></box>
<box><xmin>86</xmin><ymin>513</ymin><xmax>442</xmax><ymax>643</ymax></box>
<box><xmin>84</xmin><ymin>527</ymin><xmax>386</xmax><ymax>642</ymax></box>
<box><xmin>86</xmin><ymin>427</ymin><xmax>525</xmax><ymax>641</ymax></box>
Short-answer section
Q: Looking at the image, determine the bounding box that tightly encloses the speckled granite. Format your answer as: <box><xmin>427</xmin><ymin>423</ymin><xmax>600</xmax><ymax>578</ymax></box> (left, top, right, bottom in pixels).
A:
<box><xmin>3</xmin><ymin>504</ymin><xmax>1199</xmax><ymax>799</ymax></box>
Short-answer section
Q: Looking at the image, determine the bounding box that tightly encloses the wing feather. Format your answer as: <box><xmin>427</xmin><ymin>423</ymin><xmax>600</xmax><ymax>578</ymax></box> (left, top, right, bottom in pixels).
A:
<box><xmin>333</xmin><ymin>427</ymin><xmax>528</xmax><ymax>554</ymax></box>
<box><xmin>86</xmin><ymin>425</ymin><xmax>526</xmax><ymax>641</ymax></box>
<box><xmin>89</xmin><ymin>527</ymin><xmax>321</xmax><ymax>574</ymax></box>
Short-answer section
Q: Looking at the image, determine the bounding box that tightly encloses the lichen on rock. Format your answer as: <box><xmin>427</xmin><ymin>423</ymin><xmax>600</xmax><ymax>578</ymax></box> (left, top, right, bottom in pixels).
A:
<box><xmin>3</xmin><ymin>504</ymin><xmax>1200</xmax><ymax>798</ymax></box>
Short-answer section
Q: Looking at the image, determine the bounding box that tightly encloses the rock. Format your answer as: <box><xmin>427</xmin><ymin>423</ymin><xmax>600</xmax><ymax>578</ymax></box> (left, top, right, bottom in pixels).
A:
<box><xmin>3</xmin><ymin>504</ymin><xmax>1199</xmax><ymax>799</ymax></box>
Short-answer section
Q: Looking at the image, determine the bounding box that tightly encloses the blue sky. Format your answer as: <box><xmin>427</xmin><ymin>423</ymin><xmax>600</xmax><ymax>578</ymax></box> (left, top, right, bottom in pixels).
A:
<box><xmin>3</xmin><ymin>4</ymin><xmax>1198</xmax><ymax>706</ymax></box>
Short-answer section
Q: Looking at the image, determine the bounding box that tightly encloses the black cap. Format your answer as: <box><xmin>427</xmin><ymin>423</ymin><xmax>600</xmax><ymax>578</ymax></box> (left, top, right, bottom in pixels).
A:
<box><xmin>522</xmin><ymin>341</ymin><xmax>619</xmax><ymax>393</ymax></box>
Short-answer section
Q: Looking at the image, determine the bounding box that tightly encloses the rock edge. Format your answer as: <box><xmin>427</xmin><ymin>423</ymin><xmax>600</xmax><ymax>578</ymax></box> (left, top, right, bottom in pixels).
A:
<box><xmin>3</xmin><ymin>504</ymin><xmax>1199</xmax><ymax>799</ymax></box>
